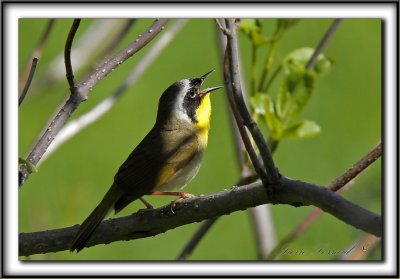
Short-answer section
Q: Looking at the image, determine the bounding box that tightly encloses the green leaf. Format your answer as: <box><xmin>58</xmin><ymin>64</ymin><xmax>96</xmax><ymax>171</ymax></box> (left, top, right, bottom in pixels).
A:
<box><xmin>250</xmin><ymin>93</ymin><xmax>267</xmax><ymax>115</ymax></box>
<box><xmin>314</xmin><ymin>56</ymin><xmax>334</xmax><ymax>76</ymax></box>
<box><xmin>276</xmin><ymin>47</ymin><xmax>334</xmax><ymax>119</ymax></box>
<box><xmin>263</xmin><ymin>95</ymin><xmax>284</xmax><ymax>140</ymax></box>
<box><xmin>19</xmin><ymin>157</ymin><xmax>38</xmax><ymax>173</ymax></box>
<box><xmin>283</xmin><ymin>120</ymin><xmax>321</xmax><ymax>139</ymax></box>
<box><xmin>277</xmin><ymin>69</ymin><xmax>316</xmax><ymax>119</ymax></box>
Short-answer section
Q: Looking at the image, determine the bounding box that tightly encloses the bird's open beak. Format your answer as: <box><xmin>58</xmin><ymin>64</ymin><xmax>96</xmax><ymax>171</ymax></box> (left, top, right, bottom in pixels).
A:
<box><xmin>198</xmin><ymin>70</ymin><xmax>223</xmax><ymax>97</ymax></box>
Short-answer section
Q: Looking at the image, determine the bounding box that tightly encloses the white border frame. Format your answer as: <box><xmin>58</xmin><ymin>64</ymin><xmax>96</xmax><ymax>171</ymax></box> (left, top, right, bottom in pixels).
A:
<box><xmin>4</xmin><ymin>3</ymin><xmax>397</xmax><ymax>277</ymax></box>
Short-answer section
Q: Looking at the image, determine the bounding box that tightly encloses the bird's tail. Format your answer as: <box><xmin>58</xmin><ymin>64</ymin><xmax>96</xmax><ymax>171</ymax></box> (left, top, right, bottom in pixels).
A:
<box><xmin>70</xmin><ymin>183</ymin><xmax>123</xmax><ymax>252</ymax></box>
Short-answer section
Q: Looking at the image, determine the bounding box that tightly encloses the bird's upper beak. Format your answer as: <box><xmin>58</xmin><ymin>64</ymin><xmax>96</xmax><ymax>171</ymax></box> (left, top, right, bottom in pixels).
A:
<box><xmin>196</xmin><ymin>70</ymin><xmax>223</xmax><ymax>97</ymax></box>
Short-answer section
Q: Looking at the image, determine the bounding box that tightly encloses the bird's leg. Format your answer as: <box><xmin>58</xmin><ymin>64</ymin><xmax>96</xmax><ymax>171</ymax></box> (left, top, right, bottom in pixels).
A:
<box><xmin>149</xmin><ymin>191</ymin><xmax>195</xmax><ymax>213</ymax></box>
<box><xmin>139</xmin><ymin>197</ymin><xmax>154</xmax><ymax>209</ymax></box>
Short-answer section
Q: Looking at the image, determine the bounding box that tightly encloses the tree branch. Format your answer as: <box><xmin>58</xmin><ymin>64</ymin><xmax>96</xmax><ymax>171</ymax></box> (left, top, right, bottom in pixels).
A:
<box><xmin>306</xmin><ymin>19</ymin><xmax>342</xmax><ymax>70</ymax></box>
<box><xmin>266</xmin><ymin>141</ymin><xmax>382</xmax><ymax>260</ymax></box>
<box><xmin>18</xmin><ymin>19</ymin><xmax>169</xmax><ymax>187</ymax></box>
<box><xmin>328</xmin><ymin>141</ymin><xmax>381</xmax><ymax>191</ymax></box>
<box><xmin>40</xmin><ymin>19</ymin><xmax>123</xmax><ymax>87</ymax></box>
<box><xmin>224</xmin><ymin>19</ymin><xmax>279</xmax><ymax>190</ymax></box>
<box><xmin>19</xmin><ymin>176</ymin><xmax>381</xmax><ymax>256</ymax></box>
<box><xmin>18</xmin><ymin>58</ymin><xmax>38</xmax><ymax>106</ymax></box>
<box><xmin>64</xmin><ymin>19</ymin><xmax>81</xmax><ymax>94</ymax></box>
<box><xmin>18</xmin><ymin>19</ymin><xmax>55</xmax><ymax>92</ymax></box>
<box><xmin>176</xmin><ymin>217</ymin><xmax>218</xmax><ymax>260</ymax></box>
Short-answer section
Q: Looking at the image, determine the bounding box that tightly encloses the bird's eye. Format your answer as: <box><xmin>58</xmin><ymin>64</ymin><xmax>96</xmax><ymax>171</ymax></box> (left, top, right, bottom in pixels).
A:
<box><xmin>188</xmin><ymin>88</ymin><xmax>197</xmax><ymax>98</ymax></box>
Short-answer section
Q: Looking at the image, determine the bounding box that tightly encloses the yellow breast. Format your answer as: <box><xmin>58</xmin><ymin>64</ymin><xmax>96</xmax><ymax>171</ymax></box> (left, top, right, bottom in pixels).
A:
<box><xmin>195</xmin><ymin>94</ymin><xmax>211</xmax><ymax>147</ymax></box>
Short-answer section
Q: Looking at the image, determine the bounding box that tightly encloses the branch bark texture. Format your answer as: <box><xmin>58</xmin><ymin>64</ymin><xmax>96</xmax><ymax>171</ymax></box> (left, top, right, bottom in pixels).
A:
<box><xmin>19</xmin><ymin>176</ymin><xmax>382</xmax><ymax>256</ymax></box>
<box><xmin>224</xmin><ymin>19</ymin><xmax>279</xmax><ymax>190</ymax></box>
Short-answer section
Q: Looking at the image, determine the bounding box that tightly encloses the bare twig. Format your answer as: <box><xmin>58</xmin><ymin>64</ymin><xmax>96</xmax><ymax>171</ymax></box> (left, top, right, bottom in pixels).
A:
<box><xmin>19</xmin><ymin>19</ymin><xmax>169</xmax><ymax>187</ymax></box>
<box><xmin>176</xmin><ymin>172</ymin><xmax>257</xmax><ymax>260</ymax></box>
<box><xmin>99</xmin><ymin>19</ymin><xmax>136</xmax><ymax>60</ymax></box>
<box><xmin>64</xmin><ymin>19</ymin><xmax>81</xmax><ymax>94</ymax></box>
<box><xmin>215</xmin><ymin>18</ymin><xmax>230</xmax><ymax>36</ymax></box>
<box><xmin>306</xmin><ymin>19</ymin><xmax>343</xmax><ymax>70</ymax></box>
<box><xmin>224</xmin><ymin>51</ymin><xmax>268</xmax><ymax>188</ymax></box>
<box><xmin>263</xmin><ymin>64</ymin><xmax>282</xmax><ymax>94</ymax></box>
<box><xmin>225</xmin><ymin>19</ymin><xmax>279</xmax><ymax>190</ymax></box>
<box><xmin>19</xmin><ymin>58</ymin><xmax>38</xmax><ymax>106</ymax></box>
<box><xmin>19</xmin><ymin>176</ymin><xmax>382</xmax><ymax>256</ymax></box>
<box><xmin>40</xmin><ymin>19</ymin><xmax>187</xmax><ymax>164</ymax></box>
<box><xmin>266</xmin><ymin>141</ymin><xmax>382</xmax><ymax>260</ymax></box>
<box><xmin>42</xmin><ymin>19</ymin><xmax>122</xmax><ymax>85</ymax></box>
<box><xmin>177</xmin><ymin>217</ymin><xmax>218</xmax><ymax>260</ymax></box>
<box><xmin>18</xmin><ymin>19</ymin><xmax>55</xmax><ymax>92</ymax></box>
<box><xmin>328</xmin><ymin>141</ymin><xmax>382</xmax><ymax>191</ymax></box>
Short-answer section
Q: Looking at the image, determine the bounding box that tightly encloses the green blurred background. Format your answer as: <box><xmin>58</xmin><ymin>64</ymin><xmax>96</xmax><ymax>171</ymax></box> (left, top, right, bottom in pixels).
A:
<box><xmin>18</xmin><ymin>18</ymin><xmax>381</xmax><ymax>260</ymax></box>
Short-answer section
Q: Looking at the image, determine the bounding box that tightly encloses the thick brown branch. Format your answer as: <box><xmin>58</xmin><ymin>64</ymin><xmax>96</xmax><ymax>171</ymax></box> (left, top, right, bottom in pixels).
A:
<box><xmin>19</xmin><ymin>177</ymin><xmax>381</xmax><ymax>256</ymax></box>
<box><xmin>18</xmin><ymin>19</ymin><xmax>169</xmax><ymax>187</ymax></box>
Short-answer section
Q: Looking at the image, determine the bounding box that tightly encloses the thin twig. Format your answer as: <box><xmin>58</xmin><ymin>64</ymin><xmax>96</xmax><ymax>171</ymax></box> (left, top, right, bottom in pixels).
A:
<box><xmin>19</xmin><ymin>19</ymin><xmax>169</xmax><ymax>187</ymax></box>
<box><xmin>224</xmin><ymin>51</ymin><xmax>268</xmax><ymax>188</ymax></box>
<box><xmin>99</xmin><ymin>19</ymin><xmax>136</xmax><ymax>60</ymax></box>
<box><xmin>215</xmin><ymin>18</ymin><xmax>230</xmax><ymax>36</ymax></box>
<box><xmin>306</xmin><ymin>19</ymin><xmax>343</xmax><ymax>70</ymax></box>
<box><xmin>40</xmin><ymin>19</ymin><xmax>122</xmax><ymax>87</ymax></box>
<box><xmin>177</xmin><ymin>217</ymin><xmax>218</xmax><ymax>260</ymax></box>
<box><xmin>263</xmin><ymin>64</ymin><xmax>282</xmax><ymax>94</ymax></box>
<box><xmin>19</xmin><ymin>176</ymin><xmax>382</xmax><ymax>256</ymax></box>
<box><xmin>266</xmin><ymin>141</ymin><xmax>382</xmax><ymax>260</ymax></box>
<box><xmin>40</xmin><ymin>19</ymin><xmax>187</xmax><ymax>164</ymax></box>
<box><xmin>225</xmin><ymin>19</ymin><xmax>280</xmax><ymax>190</ymax></box>
<box><xmin>64</xmin><ymin>19</ymin><xmax>81</xmax><ymax>94</ymax></box>
<box><xmin>19</xmin><ymin>58</ymin><xmax>38</xmax><ymax>106</ymax></box>
<box><xmin>18</xmin><ymin>19</ymin><xmax>55</xmax><ymax>92</ymax></box>
<box><xmin>328</xmin><ymin>141</ymin><xmax>382</xmax><ymax>191</ymax></box>
<box><xmin>176</xmin><ymin>172</ymin><xmax>257</xmax><ymax>260</ymax></box>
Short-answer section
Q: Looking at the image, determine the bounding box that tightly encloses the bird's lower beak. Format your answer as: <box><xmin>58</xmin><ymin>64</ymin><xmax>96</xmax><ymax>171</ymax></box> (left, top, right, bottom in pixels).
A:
<box><xmin>199</xmin><ymin>86</ymin><xmax>224</xmax><ymax>97</ymax></box>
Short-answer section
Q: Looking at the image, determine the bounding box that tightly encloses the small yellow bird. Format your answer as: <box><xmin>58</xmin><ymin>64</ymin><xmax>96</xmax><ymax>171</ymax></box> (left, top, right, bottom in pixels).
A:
<box><xmin>70</xmin><ymin>70</ymin><xmax>222</xmax><ymax>252</ymax></box>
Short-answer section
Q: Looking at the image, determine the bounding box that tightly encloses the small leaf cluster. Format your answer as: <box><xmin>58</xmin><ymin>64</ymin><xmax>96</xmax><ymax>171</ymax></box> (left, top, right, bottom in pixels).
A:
<box><xmin>240</xmin><ymin>19</ymin><xmax>333</xmax><ymax>145</ymax></box>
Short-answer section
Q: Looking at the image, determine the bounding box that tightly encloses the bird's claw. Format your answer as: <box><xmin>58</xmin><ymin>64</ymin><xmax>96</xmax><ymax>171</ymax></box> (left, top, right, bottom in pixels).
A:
<box><xmin>169</xmin><ymin>193</ymin><xmax>196</xmax><ymax>214</ymax></box>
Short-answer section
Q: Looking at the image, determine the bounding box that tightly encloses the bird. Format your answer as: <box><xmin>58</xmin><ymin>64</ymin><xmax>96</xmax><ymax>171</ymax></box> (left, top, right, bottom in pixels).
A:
<box><xmin>70</xmin><ymin>70</ymin><xmax>223</xmax><ymax>252</ymax></box>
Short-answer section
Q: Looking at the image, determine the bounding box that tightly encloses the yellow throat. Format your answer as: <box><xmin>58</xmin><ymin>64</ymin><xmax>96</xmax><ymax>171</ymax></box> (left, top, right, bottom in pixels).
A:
<box><xmin>195</xmin><ymin>94</ymin><xmax>211</xmax><ymax>147</ymax></box>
